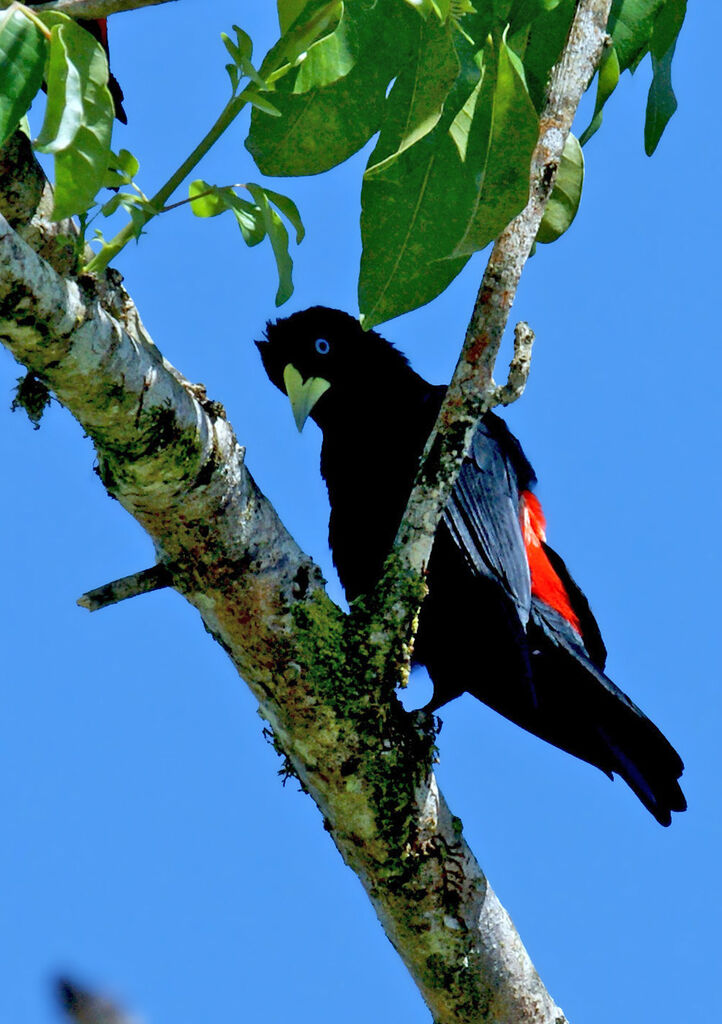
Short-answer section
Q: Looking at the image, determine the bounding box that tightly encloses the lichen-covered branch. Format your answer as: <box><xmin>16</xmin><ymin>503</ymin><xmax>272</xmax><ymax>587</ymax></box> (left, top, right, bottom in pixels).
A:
<box><xmin>492</xmin><ymin>321</ymin><xmax>535</xmax><ymax>407</ymax></box>
<box><xmin>77</xmin><ymin>563</ymin><xmax>171</xmax><ymax>610</ymax></box>
<box><xmin>391</xmin><ymin>0</ymin><xmax>612</xmax><ymax>584</ymax></box>
<box><xmin>0</xmin><ymin>138</ymin><xmax>566</xmax><ymax>1023</ymax></box>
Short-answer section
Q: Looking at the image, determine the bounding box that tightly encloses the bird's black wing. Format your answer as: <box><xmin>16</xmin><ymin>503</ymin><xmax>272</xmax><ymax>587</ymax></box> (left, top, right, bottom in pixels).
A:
<box><xmin>442</xmin><ymin>415</ymin><xmax>533</xmax><ymax>628</ymax></box>
<box><xmin>540</xmin><ymin>541</ymin><xmax>607</xmax><ymax>670</ymax></box>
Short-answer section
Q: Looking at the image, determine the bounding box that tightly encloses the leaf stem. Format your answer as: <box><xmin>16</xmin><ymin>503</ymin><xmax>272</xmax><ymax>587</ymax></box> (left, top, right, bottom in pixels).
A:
<box><xmin>15</xmin><ymin>2</ymin><xmax>53</xmax><ymax>39</ymax></box>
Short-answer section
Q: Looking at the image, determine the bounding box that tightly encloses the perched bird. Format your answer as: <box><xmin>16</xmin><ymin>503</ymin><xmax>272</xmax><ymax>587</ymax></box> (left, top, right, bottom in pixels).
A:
<box><xmin>257</xmin><ymin>306</ymin><xmax>686</xmax><ymax>826</ymax></box>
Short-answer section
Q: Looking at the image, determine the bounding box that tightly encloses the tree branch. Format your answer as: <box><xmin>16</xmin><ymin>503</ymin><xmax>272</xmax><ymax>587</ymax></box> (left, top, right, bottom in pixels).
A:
<box><xmin>0</xmin><ymin>138</ymin><xmax>567</xmax><ymax>1022</ymax></box>
<box><xmin>491</xmin><ymin>321</ymin><xmax>535</xmax><ymax>407</ymax></box>
<box><xmin>77</xmin><ymin>563</ymin><xmax>172</xmax><ymax>610</ymax></box>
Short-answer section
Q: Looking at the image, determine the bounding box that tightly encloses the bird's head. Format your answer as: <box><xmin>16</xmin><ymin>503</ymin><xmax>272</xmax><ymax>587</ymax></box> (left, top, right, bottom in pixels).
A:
<box><xmin>256</xmin><ymin>305</ymin><xmax>412</xmax><ymax>432</ymax></box>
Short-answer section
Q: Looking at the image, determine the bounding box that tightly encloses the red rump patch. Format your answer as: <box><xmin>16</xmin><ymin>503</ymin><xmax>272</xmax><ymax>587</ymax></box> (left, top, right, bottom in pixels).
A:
<box><xmin>520</xmin><ymin>491</ymin><xmax>581</xmax><ymax>635</ymax></box>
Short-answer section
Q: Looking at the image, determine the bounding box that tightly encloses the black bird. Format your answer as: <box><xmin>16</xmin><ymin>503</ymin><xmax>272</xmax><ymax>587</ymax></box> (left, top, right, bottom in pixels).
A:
<box><xmin>257</xmin><ymin>306</ymin><xmax>686</xmax><ymax>826</ymax></box>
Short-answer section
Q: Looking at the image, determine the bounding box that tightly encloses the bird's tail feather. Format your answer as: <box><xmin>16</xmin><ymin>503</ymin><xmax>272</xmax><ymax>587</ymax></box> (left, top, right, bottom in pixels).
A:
<box><xmin>528</xmin><ymin>606</ymin><xmax>686</xmax><ymax>825</ymax></box>
<box><xmin>596</xmin><ymin>716</ymin><xmax>686</xmax><ymax>827</ymax></box>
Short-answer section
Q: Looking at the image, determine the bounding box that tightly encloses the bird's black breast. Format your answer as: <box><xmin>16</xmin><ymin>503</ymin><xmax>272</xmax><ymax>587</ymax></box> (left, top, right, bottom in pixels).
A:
<box><xmin>321</xmin><ymin>388</ymin><xmax>441</xmax><ymax>600</ymax></box>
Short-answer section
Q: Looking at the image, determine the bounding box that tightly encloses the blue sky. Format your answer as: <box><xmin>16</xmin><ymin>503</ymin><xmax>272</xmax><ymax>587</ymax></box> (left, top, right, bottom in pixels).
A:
<box><xmin>1</xmin><ymin>4</ymin><xmax>719</xmax><ymax>1023</ymax></box>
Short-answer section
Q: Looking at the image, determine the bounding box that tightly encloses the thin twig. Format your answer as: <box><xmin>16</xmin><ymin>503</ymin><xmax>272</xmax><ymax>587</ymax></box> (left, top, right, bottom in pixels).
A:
<box><xmin>77</xmin><ymin>564</ymin><xmax>172</xmax><ymax>611</ymax></box>
<box><xmin>491</xmin><ymin>320</ymin><xmax>535</xmax><ymax>406</ymax></box>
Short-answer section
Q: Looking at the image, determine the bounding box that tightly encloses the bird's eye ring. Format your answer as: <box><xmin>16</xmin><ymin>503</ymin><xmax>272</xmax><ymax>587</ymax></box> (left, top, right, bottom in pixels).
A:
<box><xmin>315</xmin><ymin>337</ymin><xmax>330</xmax><ymax>355</ymax></box>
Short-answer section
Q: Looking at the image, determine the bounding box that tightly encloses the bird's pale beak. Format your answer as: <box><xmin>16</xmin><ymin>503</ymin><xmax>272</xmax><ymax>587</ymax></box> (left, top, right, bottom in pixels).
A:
<box><xmin>283</xmin><ymin>364</ymin><xmax>331</xmax><ymax>432</ymax></box>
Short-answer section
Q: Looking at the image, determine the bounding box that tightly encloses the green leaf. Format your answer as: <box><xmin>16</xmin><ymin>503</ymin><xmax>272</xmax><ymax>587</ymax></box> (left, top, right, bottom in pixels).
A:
<box><xmin>649</xmin><ymin>0</ymin><xmax>686</xmax><ymax>57</ymax></box>
<box><xmin>226</xmin><ymin>61</ymin><xmax>240</xmax><ymax>93</ymax></box>
<box><xmin>239</xmin><ymin>55</ymin><xmax>268</xmax><ymax>90</ymax></box>
<box><xmin>103</xmin><ymin>168</ymin><xmax>126</xmax><ymax>189</ymax></box>
<box><xmin>221</xmin><ymin>31</ymin><xmax>243</xmax><ymax>66</ymax></box>
<box><xmin>359</xmin><ymin>129</ymin><xmax>470</xmax><ymax>327</ymax></box>
<box><xmin>34</xmin><ymin>17</ymin><xmax>114</xmax><ymax>220</ymax></box>
<box><xmin>35</xmin><ymin>25</ymin><xmax>84</xmax><ymax>155</ymax></box>
<box><xmin>365</xmin><ymin>14</ymin><xmax>459</xmax><ymax>177</ymax></box>
<box><xmin>403</xmin><ymin>0</ymin><xmax>446</xmax><ymax>21</ymax></box>
<box><xmin>277</xmin><ymin>0</ymin><xmax>312</xmax><ymax>34</ymax></box>
<box><xmin>292</xmin><ymin>4</ymin><xmax>359</xmax><ymax>93</ymax></box>
<box><xmin>586</xmin><ymin>3</ymin><xmax>685</xmax><ymax>150</ymax></box>
<box><xmin>247</xmin><ymin>65</ymin><xmax>384</xmax><ymax>174</ymax></box>
<box><xmin>189</xmin><ymin>181</ymin><xmax>264</xmax><ymax>244</ymax></box>
<box><xmin>359</xmin><ymin>32</ymin><xmax>538</xmax><ymax>326</ymax></box>
<box><xmin>106</xmin><ymin>147</ymin><xmax>139</xmax><ymax>184</ymax></box>
<box><xmin>117</xmin><ymin>148</ymin><xmax>139</xmax><ymax>179</ymax></box>
<box><xmin>229</xmin><ymin>197</ymin><xmax>267</xmax><ymax>246</ymax></box>
<box><xmin>247</xmin><ymin>0</ymin><xmax>416</xmax><ymax>176</ymax></box>
<box><xmin>357</xmin><ymin>28</ymin><xmax>486</xmax><ymax>326</ymax></box>
<box><xmin>520</xmin><ymin>0</ymin><xmax>575</xmax><ymax>110</ymax></box>
<box><xmin>189</xmin><ymin>180</ymin><xmax>302</xmax><ymax>282</ymax></box>
<box><xmin>188</xmin><ymin>179</ymin><xmax>231</xmax><ymax>217</ymax></box>
<box><xmin>261</xmin><ymin>1</ymin><xmax>343</xmax><ymax>82</ymax></box>
<box><xmin>403</xmin><ymin>0</ymin><xmax>475</xmax><ymax>23</ymax></box>
<box><xmin>0</xmin><ymin>9</ymin><xmax>46</xmax><ymax>148</ymax></box>
<box><xmin>644</xmin><ymin>46</ymin><xmax>676</xmax><ymax>155</ymax></box>
<box><xmin>262</xmin><ymin>187</ymin><xmax>305</xmax><ymax>243</ymax></box>
<box><xmin>491</xmin><ymin>0</ymin><xmax>514</xmax><ymax>20</ymax></box>
<box><xmin>578</xmin><ymin>42</ymin><xmax>620</xmax><ymax>146</ymax></box>
<box><xmin>222</xmin><ymin>30</ymin><xmax>267</xmax><ymax>88</ymax></box>
<box><xmin>246</xmin><ymin>183</ymin><xmax>294</xmax><ymax>305</ymax></box>
<box><xmin>120</xmin><ymin>195</ymin><xmax>149</xmax><ymax>238</ymax></box>
<box><xmin>100</xmin><ymin>191</ymin><xmax>125</xmax><ymax>217</ymax></box>
<box><xmin>509</xmin><ymin>0</ymin><xmax>565</xmax><ymax>30</ymax></box>
<box><xmin>98</xmin><ymin>191</ymin><xmax>150</xmax><ymax>238</ymax></box>
<box><xmin>643</xmin><ymin>0</ymin><xmax>686</xmax><ymax>154</ymax></box>
<box><xmin>536</xmin><ymin>131</ymin><xmax>583</xmax><ymax>243</ymax></box>
<box><xmin>240</xmin><ymin>88</ymin><xmax>282</xmax><ymax>117</ymax></box>
<box><xmin>232</xmin><ymin>24</ymin><xmax>254</xmax><ymax>61</ymax></box>
<box><xmin>452</xmin><ymin>37</ymin><xmax>538</xmax><ymax>256</ymax></box>
<box><xmin>607</xmin><ymin>0</ymin><xmax>666</xmax><ymax>71</ymax></box>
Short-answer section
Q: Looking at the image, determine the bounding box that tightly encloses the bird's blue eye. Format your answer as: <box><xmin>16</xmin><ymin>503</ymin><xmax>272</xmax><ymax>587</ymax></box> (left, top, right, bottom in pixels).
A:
<box><xmin>315</xmin><ymin>337</ymin><xmax>330</xmax><ymax>355</ymax></box>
